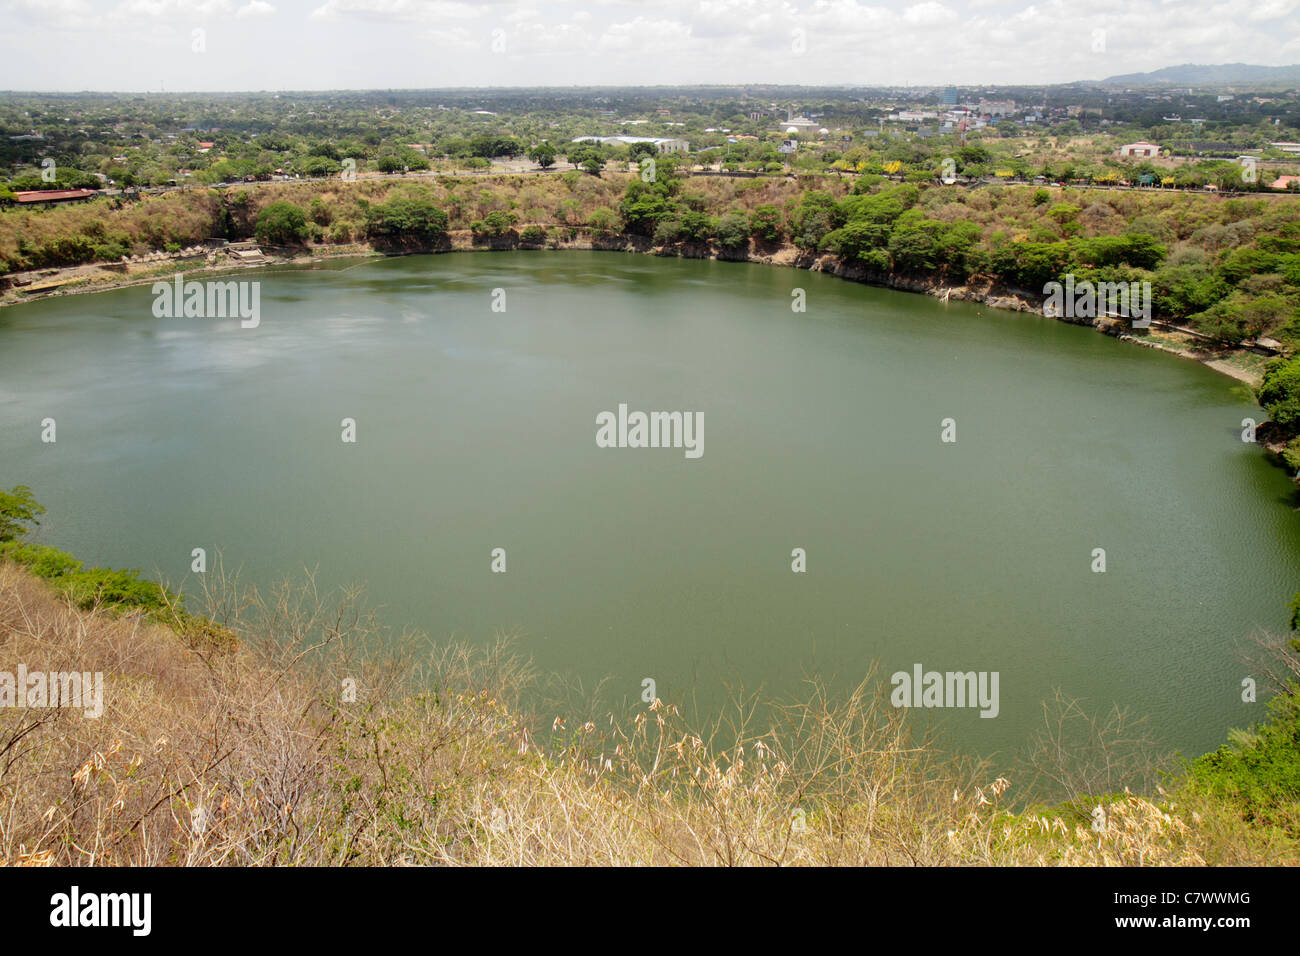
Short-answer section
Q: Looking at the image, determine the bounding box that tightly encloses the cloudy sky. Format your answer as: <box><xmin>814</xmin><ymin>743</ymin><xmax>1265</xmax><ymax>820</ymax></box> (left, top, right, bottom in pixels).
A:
<box><xmin>1</xmin><ymin>0</ymin><xmax>1298</xmax><ymax>91</ymax></box>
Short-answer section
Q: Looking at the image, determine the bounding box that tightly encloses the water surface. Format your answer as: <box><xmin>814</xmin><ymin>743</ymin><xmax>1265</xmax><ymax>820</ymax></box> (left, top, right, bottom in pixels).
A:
<box><xmin>2</xmin><ymin>251</ymin><xmax>1295</xmax><ymax>757</ymax></box>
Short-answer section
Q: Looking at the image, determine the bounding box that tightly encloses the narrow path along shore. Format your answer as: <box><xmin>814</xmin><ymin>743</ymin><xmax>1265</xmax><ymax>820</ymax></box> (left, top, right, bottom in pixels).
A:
<box><xmin>1199</xmin><ymin>358</ymin><xmax>1261</xmax><ymax>385</ymax></box>
<box><xmin>0</xmin><ymin>231</ymin><xmax>1270</xmax><ymax>391</ymax></box>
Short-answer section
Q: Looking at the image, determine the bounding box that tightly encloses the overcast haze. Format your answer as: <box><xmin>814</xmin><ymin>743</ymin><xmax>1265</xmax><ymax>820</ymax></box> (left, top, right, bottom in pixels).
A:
<box><xmin>2</xmin><ymin>0</ymin><xmax>1299</xmax><ymax>91</ymax></box>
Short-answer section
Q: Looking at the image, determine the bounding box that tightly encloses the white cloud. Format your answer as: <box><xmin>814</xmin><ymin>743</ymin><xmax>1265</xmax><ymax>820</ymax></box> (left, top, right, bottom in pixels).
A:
<box><xmin>902</xmin><ymin>2</ymin><xmax>954</xmax><ymax>24</ymax></box>
<box><xmin>597</xmin><ymin>16</ymin><xmax>692</xmax><ymax>53</ymax></box>
<box><xmin>418</xmin><ymin>24</ymin><xmax>477</xmax><ymax>49</ymax></box>
<box><xmin>1246</xmin><ymin>0</ymin><xmax>1297</xmax><ymax>20</ymax></box>
<box><xmin>7</xmin><ymin>0</ymin><xmax>95</xmax><ymax>13</ymax></box>
<box><xmin>2</xmin><ymin>0</ymin><xmax>1299</xmax><ymax>89</ymax></box>
<box><xmin>309</xmin><ymin>0</ymin><xmax>482</xmax><ymax>22</ymax></box>
<box><xmin>112</xmin><ymin>0</ymin><xmax>234</xmax><ymax>17</ymax></box>
<box><xmin>235</xmin><ymin>0</ymin><xmax>274</xmax><ymax>18</ymax></box>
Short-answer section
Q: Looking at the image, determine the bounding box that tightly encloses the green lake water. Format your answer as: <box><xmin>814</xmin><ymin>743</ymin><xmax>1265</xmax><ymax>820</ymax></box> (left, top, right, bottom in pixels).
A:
<box><xmin>2</xmin><ymin>250</ymin><xmax>1296</xmax><ymax>758</ymax></box>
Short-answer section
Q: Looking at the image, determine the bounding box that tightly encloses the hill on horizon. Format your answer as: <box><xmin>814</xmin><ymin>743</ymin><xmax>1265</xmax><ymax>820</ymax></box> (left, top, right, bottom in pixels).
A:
<box><xmin>1097</xmin><ymin>62</ymin><xmax>1300</xmax><ymax>87</ymax></box>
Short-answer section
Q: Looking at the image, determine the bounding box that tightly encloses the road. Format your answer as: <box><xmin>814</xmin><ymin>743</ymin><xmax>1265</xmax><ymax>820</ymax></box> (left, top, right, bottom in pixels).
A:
<box><xmin>65</xmin><ymin>161</ymin><xmax>1300</xmax><ymax>202</ymax></box>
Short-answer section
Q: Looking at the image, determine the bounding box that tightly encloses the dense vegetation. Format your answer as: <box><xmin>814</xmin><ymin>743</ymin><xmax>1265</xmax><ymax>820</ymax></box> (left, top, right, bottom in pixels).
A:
<box><xmin>8</xmin><ymin>164</ymin><xmax>1300</xmax><ymax>345</ymax></box>
<box><xmin>4</xmin><ymin>86</ymin><xmax>1300</xmax><ymax>195</ymax></box>
<box><xmin>0</xmin><ymin>485</ymin><xmax>234</xmax><ymax>652</ymax></box>
<box><xmin>1188</xmin><ymin>690</ymin><xmax>1300</xmax><ymax>835</ymax></box>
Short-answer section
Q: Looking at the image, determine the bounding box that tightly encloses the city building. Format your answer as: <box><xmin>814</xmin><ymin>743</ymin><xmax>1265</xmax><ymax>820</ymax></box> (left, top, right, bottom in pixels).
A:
<box><xmin>10</xmin><ymin>188</ymin><xmax>97</xmax><ymax>205</ymax></box>
<box><xmin>1118</xmin><ymin>142</ymin><xmax>1160</xmax><ymax>159</ymax></box>
<box><xmin>572</xmin><ymin>136</ymin><xmax>688</xmax><ymax>154</ymax></box>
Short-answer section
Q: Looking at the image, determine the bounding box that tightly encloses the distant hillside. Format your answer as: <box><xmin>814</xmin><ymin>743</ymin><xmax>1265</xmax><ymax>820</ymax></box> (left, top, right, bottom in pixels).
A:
<box><xmin>1097</xmin><ymin>63</ymin><xmax>1300</xmax><ymax>87</ymax></box>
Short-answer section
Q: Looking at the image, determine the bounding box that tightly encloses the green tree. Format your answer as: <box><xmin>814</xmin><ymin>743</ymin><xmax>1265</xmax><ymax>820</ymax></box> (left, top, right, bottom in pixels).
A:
<box><xmin>627</xmin><ymin>141</ymin><xmax>658</xmax><ymax>163</ymax></box>
<box><xmin>619</xmin><ymin>179</ymin><xmax>678</xmax><ymax>236</ymax></box>
<box><xmin>790</xmin><ymin>190</ymin><xmax>843</xmax><ymax>249</ymax></box>
<box><xmin>887</xmin><ymin>213</ymin><xmax>981</xmax><ymax>275</ymax></box>
<box><xmin>1048</xmin><ymin>202</ymin><xmax>1081</xmax><ymax>225</ymax></box>
<box><xmin>838</xmin><ymin>185</ymin><xmax>913</xmax><ymax>229</ymax></box>
<box><xmin>956</xmin><ymin>144</ymin><xmax>991</xmax><ymax>167</ymax></box>
<box><xmin>990</xmin><ymin>240</ymin><xmax>1069</xmax><ymax>290</ymax></box>
<box><xmin>298</xmin><ymin>155</ymin><xmax>342</xmax><ymax>178</ymax></box>
<box><xmin>1193</xmin><ymin>292</ymin><xmax>1290</xmax><ymax>345</ymax></box>
<box><xmin>821</xmin><ymin>219</ymin><xmax>891</xmax><ymax>260</ymax></box>
<box><xmin>588</xmin><ymin>206</ymin><xmax>618</xmax><ymax>236</ymax></box>
<box><xmin>465</xmin><ymin>135</ymin><xmax>521</xmax><ymax>158</ymax></box>
<box><xmin>365</xmin><ymin>198</ymin><xmax>449</xmax><ymax>242</ymax></box>
<box><xmin>1222</xmin><ymin>247</ymin><xmax>1282</xmax><ymax>286</ymax></box>
<box><xmin>1072</xmin><ymin>233</ymin><xmax>1166</xmax><ymax>270</ymax></box>
<box><xmin>528</xmin><ymin>143</ymin><xmax>557</xmax><ymax>169</ymax></box>
<box><xmin>308</xmin><ymin>197</ymin><xmax>332</xmax><ymax>226</ymax></box>
<box><xmin>566</xmin><ymin>143</ymin><xmax>601</xmax><ymax>168</ymax></box>
<box><xmin>1152</xmin><ymin>264</ymin><xmax>1229</xmax><ymax>320</ymax></box>
<box><xmin>0</xmin><ymin>485</ymin><xmax>44</xmax><ymax>542</ymax></box>
<box><xmin>1259</xmin><ymin>355</ymin><xmax>1300</xmax><ymax>435</ymax></box>
<box><xmin>750</xmin><ymin>204</ymin><xmax>784</xmax><ymax>243</ymax></box>
<box><xmin>470</xmin><ymin>209</ymin><xmax>519</xmax><ymax>239</ymax></box>
<box><xmin>713</xmin><ymin>211</ymin><xmax>751</xmax><ymax>250</ymax></box>
<box><xmin>678</xmin><ymin>211</ymin><xmax>712</xmax><ymax>243</ymax></box>
<box><xmin>653</xmin><ymin>217</ymin><xmax>684</xmax><ymax>244</ymax></box>
<box><xmin>255</xmin><ymin>201</ymin><xmax>309</xmax><ymax>245</ymax></box>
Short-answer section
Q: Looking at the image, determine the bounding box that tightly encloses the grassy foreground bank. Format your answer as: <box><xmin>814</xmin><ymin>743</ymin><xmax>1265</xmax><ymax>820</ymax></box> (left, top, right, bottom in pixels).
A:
<box><xmin>1</xmin><ymin>492</ymin><xmax>1297</xmax><ymax>866</ymax></box>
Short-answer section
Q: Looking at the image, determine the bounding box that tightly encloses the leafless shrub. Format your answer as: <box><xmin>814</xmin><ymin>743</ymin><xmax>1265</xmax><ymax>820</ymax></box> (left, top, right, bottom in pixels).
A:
<box><xmin>1017</xmin><ymin>689</ymin><xmax>1173</xmax><ymax>812</ymax></box>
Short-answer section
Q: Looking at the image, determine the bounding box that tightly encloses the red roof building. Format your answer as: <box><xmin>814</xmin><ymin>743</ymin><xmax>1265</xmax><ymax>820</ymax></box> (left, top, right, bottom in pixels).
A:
<box><xmin>11</xmin><ymin>188</ymin><xmax>97</xmax><ymax>204</ymax></box>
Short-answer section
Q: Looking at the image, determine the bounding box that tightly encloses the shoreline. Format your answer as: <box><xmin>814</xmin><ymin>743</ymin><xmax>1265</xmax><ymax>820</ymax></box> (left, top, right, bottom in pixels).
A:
<box><xmin>1</xmin><ymin>231</ymin><xmax>1270</xmax><ymax>390</ymax></box>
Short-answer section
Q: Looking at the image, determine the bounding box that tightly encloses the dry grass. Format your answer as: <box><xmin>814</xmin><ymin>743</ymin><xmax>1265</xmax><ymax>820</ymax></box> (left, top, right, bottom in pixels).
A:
<box><xmin>0</xmin><ymin>561</ymin><xmax>1288</xmax><ymax>866</ymax></box>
